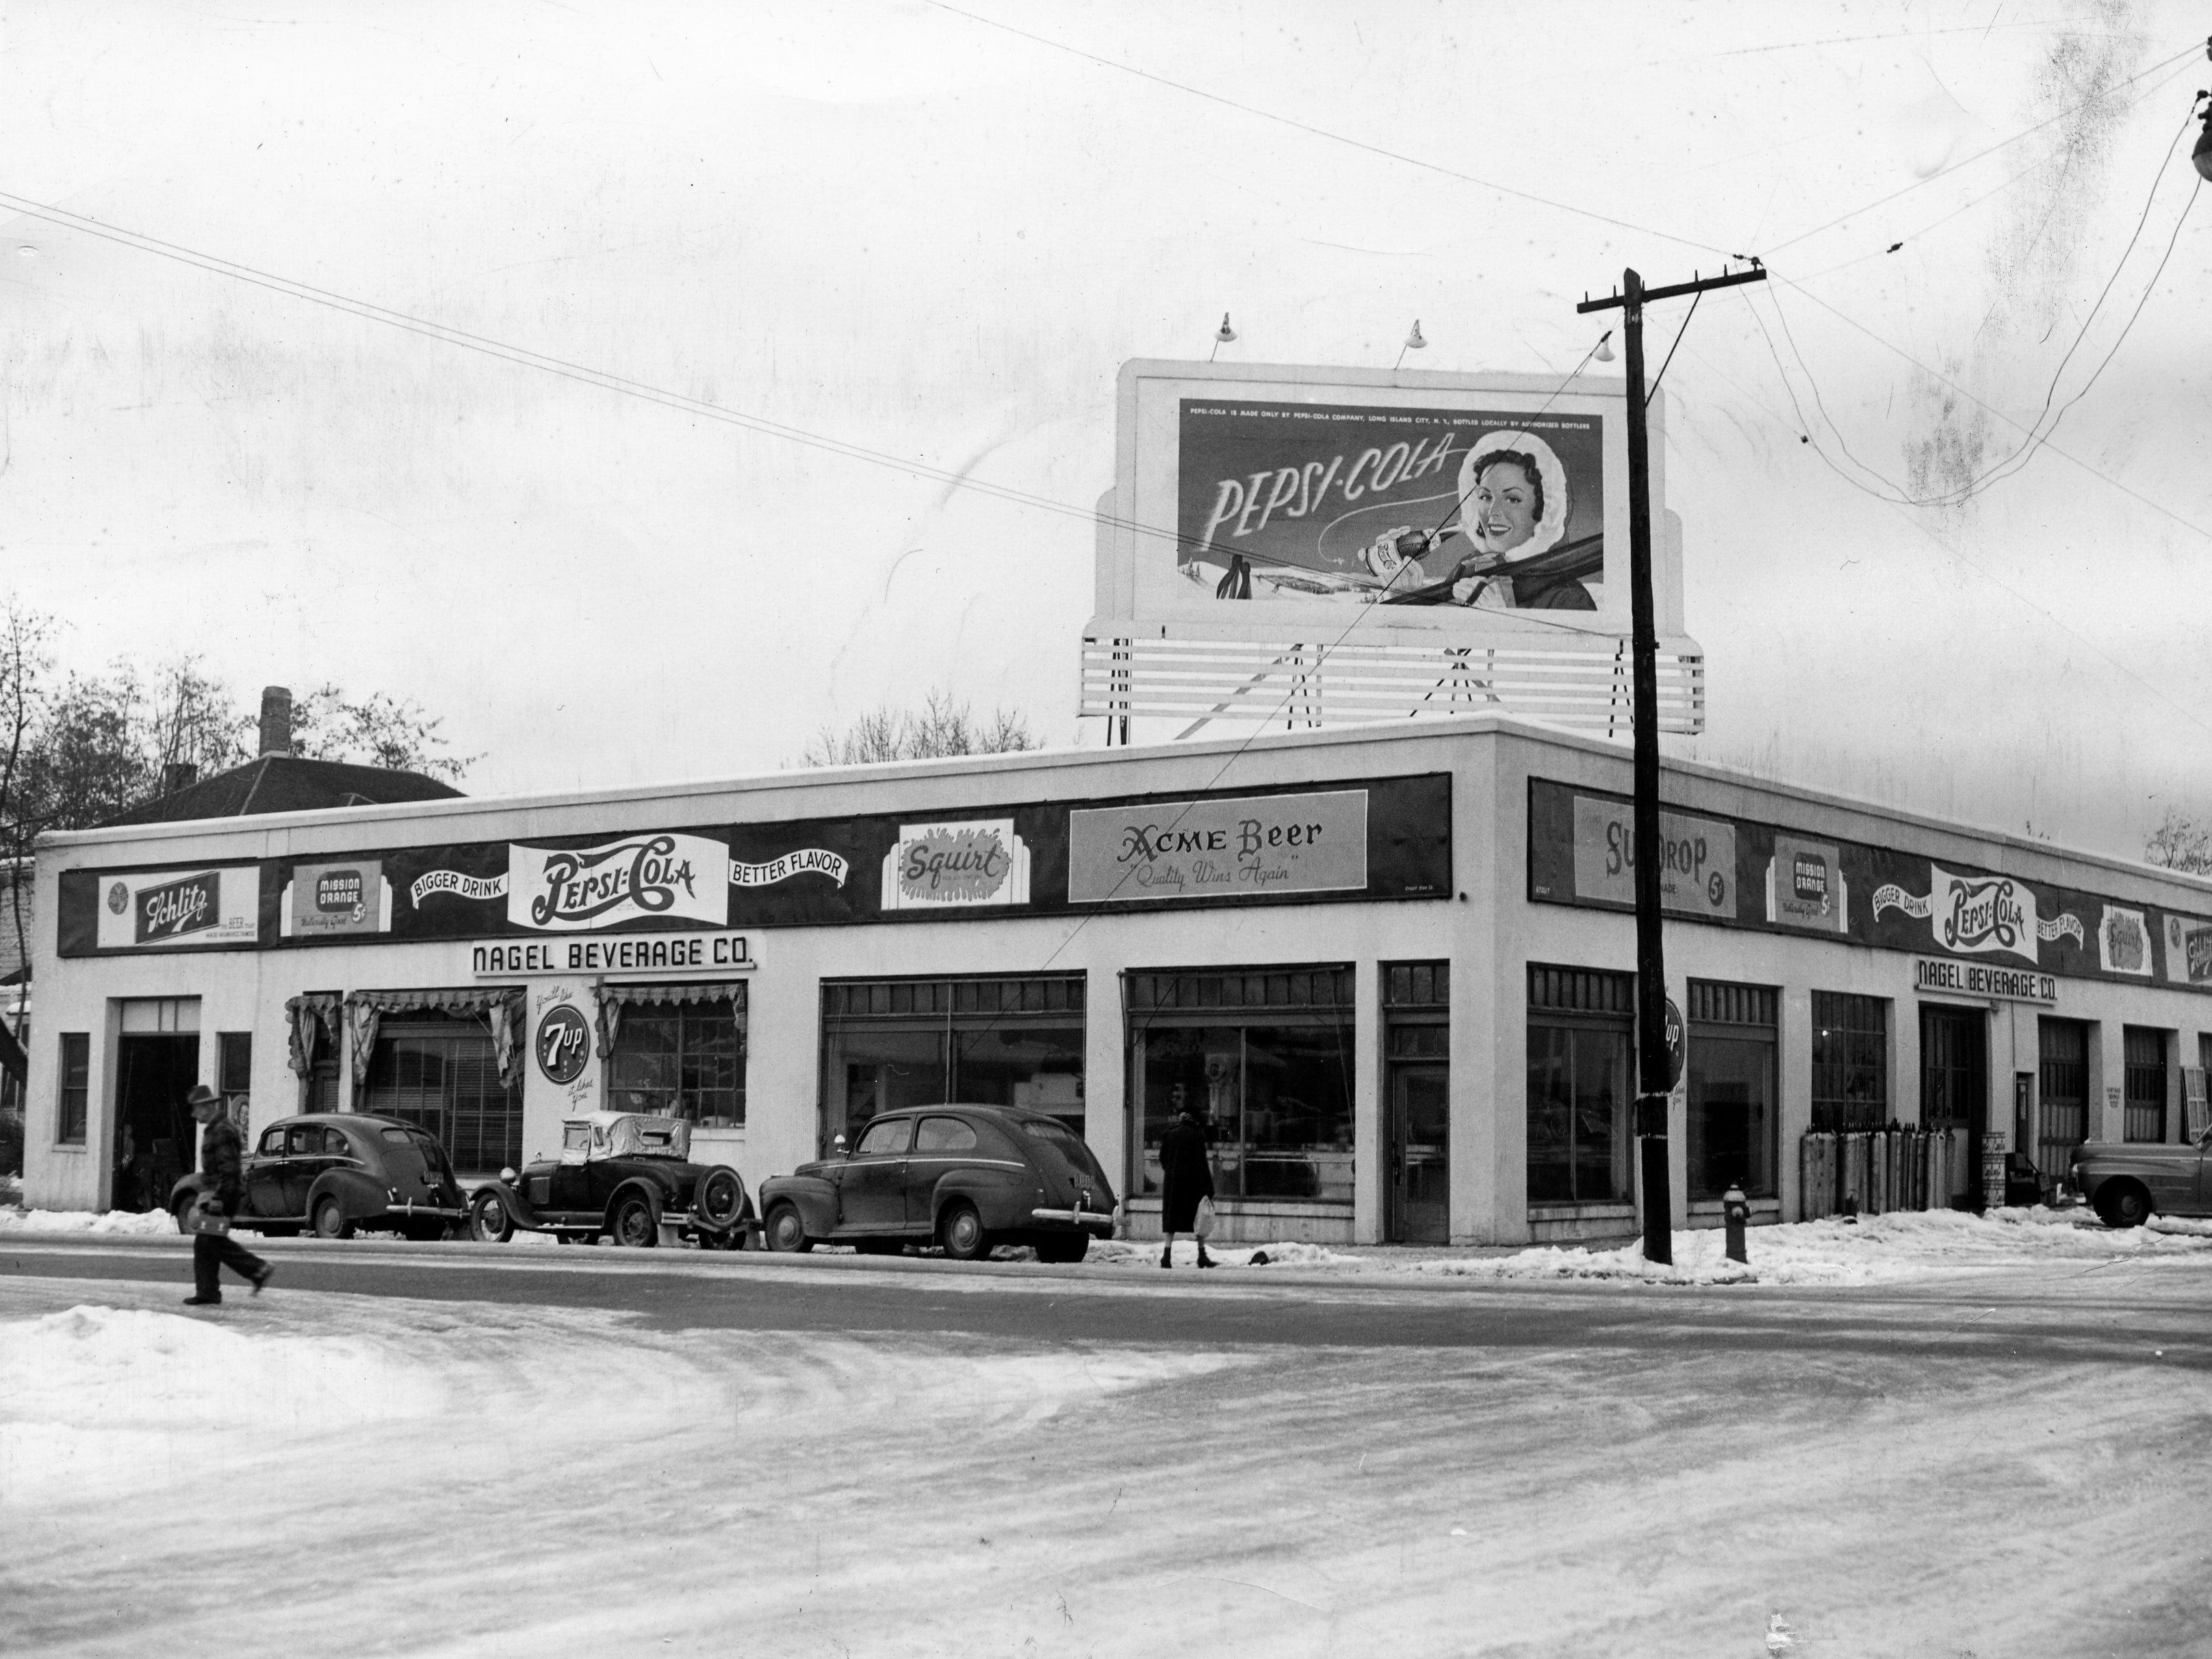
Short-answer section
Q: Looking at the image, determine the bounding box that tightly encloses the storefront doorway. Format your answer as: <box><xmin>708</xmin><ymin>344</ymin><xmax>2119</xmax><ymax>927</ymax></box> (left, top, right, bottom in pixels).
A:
<box><xmin>1920</xmin><ymin>1004</ymin><xmax>1987</xmax><ymax>1207</ymax></box>
<box><xmin>114</xmin><ymin>1029</ymin><xmax>199</xmax><ymax>1213</ymax></box>
<box><xmin>1383</xmin><ymin>962</ymin><xmax>1450</xmax><ymax>1244</ymax></box>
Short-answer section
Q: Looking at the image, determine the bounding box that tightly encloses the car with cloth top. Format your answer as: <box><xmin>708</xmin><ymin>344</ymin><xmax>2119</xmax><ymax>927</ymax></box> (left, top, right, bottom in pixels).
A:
<box><xmin>758</xmin><ymin>1103</ymin><xmax>1117</xmax><ymax>1261</ymax></box>
<box><xmin>2070</xmin><ymin>1122</ymin><xmax>2212</xmax><ymax>1227</ymax></box>
<box><xmin>168</xmin><ymin>1111</ymin><xmax>468</xmax><ymax>1240</ymax></box>
<box><xmin>466</xmin><ymin>1111</ymin><xmax>753</xmax><ymax>1248</ymax></box>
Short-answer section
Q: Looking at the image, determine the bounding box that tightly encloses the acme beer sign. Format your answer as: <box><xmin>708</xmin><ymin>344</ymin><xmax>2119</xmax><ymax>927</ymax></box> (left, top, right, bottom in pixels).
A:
<box><xmin>510</xmin><ymin>832</ymin><xmax>728</xmax><ymax>931</ymax></box>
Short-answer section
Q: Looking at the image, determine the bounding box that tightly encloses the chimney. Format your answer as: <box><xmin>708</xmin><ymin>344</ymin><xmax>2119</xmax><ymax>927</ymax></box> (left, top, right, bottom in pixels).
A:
<box><xmin>161</xmin><ymin>762</ymin><xmax>198</xmax><ymax>795</ymax></box>
<box><xmin>258</xmin><ymin>686</ymin><xmax>293</xmax><ymax>758</ymax></box>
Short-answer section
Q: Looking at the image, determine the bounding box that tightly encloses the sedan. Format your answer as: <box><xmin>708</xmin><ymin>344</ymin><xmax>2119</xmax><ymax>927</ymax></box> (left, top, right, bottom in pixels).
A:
<box><xmin>2071</xmin><ymin>1126</ymin><xmax>2212</xmax><ymax>1227</ymax></box>
<box><xmin>169</xmin><ymin>1113</ymin><xmax>468</xmax><ymax>1241</ymax></box>
<box><xmin>758</xmin><ymin>1104</ymin><xmax>1116</xmax><ymax>1263</ymax></box>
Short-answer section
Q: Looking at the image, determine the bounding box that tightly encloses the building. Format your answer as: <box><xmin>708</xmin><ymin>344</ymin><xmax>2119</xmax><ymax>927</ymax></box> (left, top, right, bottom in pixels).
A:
<box><xmin>20</xmin><ymin>714</ymin><xmax>2212</xmax><ymax>1243</ymax></box>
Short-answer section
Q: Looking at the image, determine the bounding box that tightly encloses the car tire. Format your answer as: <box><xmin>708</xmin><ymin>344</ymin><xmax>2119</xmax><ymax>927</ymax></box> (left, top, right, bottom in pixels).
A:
<box><xmin>2096</xmin><ymin>1182</ymin><xmax>2151</xmax><ymax>1229</ymax></box>
<box><xmin>608</xmin><ymin>1192</ymin><xmax>658</xmax><ymax>1248</ymax></box>
<box><xmin>938</xmin><ymin>1201</ymin><xmax>988</xmax><ymax>1262</ymax></box>
<box><xmin>1036</xmin><ymin>1234</ymin><xmax>1089</xmax><ymax>1264</ymax></box>
<box><xmin>467</xmin><ymin>1189</ymin><xmax>515</xmax><ymax>1244</ymax></box>
<box><xmin>311</xmin><ymin>1197</ymin><xmax>355</xmax><ymax>1241</ymax></box>
<box><xmin>764</xmin><ymin>1202</ymin><xmax>812</xmax><ymax>1253</ymax></box>
<box><xmin>695</xmin><ymin>1166</ymin><xmax>746</xmax><ymax>1231</ymax></box>
<box><xmin>171</xmin><ymin>1197</ymin><xmax>196</xmax><ymax>1235</ymax></box>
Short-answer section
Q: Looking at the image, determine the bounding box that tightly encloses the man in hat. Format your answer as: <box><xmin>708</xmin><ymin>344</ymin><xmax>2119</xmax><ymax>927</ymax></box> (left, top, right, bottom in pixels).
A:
<box><xmin>183</xmin><ymin>1083</ymin><xmax>273</xmax><ymax>1306</ymax></box>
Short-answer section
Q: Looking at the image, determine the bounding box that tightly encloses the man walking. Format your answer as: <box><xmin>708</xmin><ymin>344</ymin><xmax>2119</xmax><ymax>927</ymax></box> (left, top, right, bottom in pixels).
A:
<box><xmin>183</xmin><ymin>1084</ymin><xmax>273</xmax><ymax>1307</ymax></box>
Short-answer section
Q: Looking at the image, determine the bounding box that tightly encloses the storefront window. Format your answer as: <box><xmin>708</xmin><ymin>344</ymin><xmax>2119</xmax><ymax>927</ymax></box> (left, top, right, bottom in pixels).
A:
<box><xmin>57</xmin><ymin>1032</ymin><xmax>89</xmax><ymax>1144</ymax></box>
<box><xmin>1125</xmin><ymin>967</ymin><xmax>1355</xmax><ymax>1207</ymax></box>
<box><xmin>362</xmin><ymin>1016</ymin><xmax>522</xmax><ymax>1174</ymax></box>
<box><xmin>1526</xmin><ymin>965</ymin><xmax>1633</xmax><ymax>1205</ymax></box>
<box><xmin>2124</xmin><ymin>1027</ymin><xmax>2168</xmax><ymax>1143</ymax></box>
<box><xmin>1688</xmin><ymin>980</ymin><xmax>1777</xmax><ymax>1200</ymax></box>
<box><xmin>1810</xmin><ymin>992</ymin><xmax>1887</xmax><ymax>1131</ymax></box>
<box><xmin>606</xmin><ymin>990</ymin><xmax>745</xmax><ymax>1127</ymax></box>
<box><xmin>2036</xmin><ymin>1018</ymin><xmax>2089</xmax><ymax>1185</ymax></box>
<box><xmin>819</xmin><ymin>976</ymin><xmax>1085</xmax><ymax>1150</ymax></box>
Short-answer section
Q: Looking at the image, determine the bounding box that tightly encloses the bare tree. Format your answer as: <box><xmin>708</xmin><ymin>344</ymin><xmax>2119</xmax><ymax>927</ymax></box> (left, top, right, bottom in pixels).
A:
<box><xmin>801</xmin><ymin>689</ymin><xmax>1038</xmax><ymax>768</ymax></box>
<box><xmin>0</xmin><ymin>600</ymin><xmax>53</xmax><ymax>1043</ymax></box>
<box><xmin>2146</xmin><ymin>808</ymin><xmax>2212</xmax><ymax>875</ymax></box>
<box><xmin>288</xmin><ymin>684</ymin><xmax>476</xmax><ymax>782</ymax></box>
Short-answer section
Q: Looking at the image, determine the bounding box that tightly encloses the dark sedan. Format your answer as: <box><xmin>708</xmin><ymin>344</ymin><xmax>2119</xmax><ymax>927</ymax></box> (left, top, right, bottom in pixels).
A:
<box><xmin>2071</xmin><ymin>1126</ymin><xmax>2212</xmax><ymax>1226</ymax></box>
<box><xmin>759</xmin><ymin>1105</ymin><xmax>1117</xmax><ymax>1263</ymax></box>
<box><xmin>169</xmin><ymin>1112</ymin><xmax>467</xmax><ymax>1241</ymax></box>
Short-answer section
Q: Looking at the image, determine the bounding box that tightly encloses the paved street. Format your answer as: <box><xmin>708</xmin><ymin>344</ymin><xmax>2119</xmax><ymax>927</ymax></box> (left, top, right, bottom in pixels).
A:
<box><xmin>5</xmin><ymin>1238</ymin><xmax>2210</xmax><ymax>1658</ymax></box>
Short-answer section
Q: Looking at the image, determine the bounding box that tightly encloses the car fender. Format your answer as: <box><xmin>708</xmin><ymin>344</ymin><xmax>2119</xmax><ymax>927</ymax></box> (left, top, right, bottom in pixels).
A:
<box><xmin>472</xmin><ymin>1176</ymin><xmax>548</xmax><ymax>1230</ymax></box>
<box><xmin>305</xmin><ymin>1167</ymin><xmax>391</xmax><ymax>1224</ymax></box>
<box><xmin>929</xmin><ymin>1167</ymin><xmax>1033</xmax><ymax>1232</ymax></box>
<box><xmin>760</xmin><ymin>1174</ymin><xmax>838</xmax><ymax>1237</ymax></box>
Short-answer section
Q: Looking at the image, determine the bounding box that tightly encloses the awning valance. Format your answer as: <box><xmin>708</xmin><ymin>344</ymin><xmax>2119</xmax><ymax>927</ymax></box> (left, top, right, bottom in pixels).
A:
<box><xmin>284</xmin><ymin>992</ymin><xmax>342</xmax><ymax>1076</ymax></box>
<box><xmin>598</xmin><ymin>982</ymin><xmax>747</xmax><ymax>1010</ymax></box>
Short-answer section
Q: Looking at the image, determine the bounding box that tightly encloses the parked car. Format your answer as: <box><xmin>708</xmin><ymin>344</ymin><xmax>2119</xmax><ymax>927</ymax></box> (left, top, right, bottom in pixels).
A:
<box><xmin>466</xmin><ymin>1112</ymin><xmax>751</xmax><ymax>1248</ymax></box>
<box><xmin>2070</xmin><ymin>1127</ymin><xmax>2212</xmax><ymax>1227</ymax></box>
<box><xmin>758</xmin><ymin>1104</ymin><xmax>1117</xmax><ymax>1263</ymax></box>
<box><xmin>168</xmin><ymin>1112</ymin><xmax>467</xmax><ymax>1241</ymax></box>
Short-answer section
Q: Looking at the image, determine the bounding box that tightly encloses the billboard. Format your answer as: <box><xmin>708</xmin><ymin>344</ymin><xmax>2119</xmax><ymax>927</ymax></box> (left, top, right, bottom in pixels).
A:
<box><xmin>1096</xmin><ymin>360</ymin><xmax>1686</xmax><ymax>644</ymax></box>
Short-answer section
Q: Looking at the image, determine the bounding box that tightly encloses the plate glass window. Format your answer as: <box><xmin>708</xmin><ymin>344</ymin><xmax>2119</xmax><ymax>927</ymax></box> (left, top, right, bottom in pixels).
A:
<box><xmin>1687</xmin><ymin>981</ymin><xmax>1778</xmax><ymax>1200</ymax></box>
<box><xmin>607</xmin><ymin>990</ymin><xmax>746</xmax><ymax>1127</ymax></box>
<box><xmin>1810</xmin><ymin>993</ymin><xmax>1886</xmax><ymax>1132</ymax></box>
<box><xmin>361</xmin><ymin>1014</ymin><xmax>522</xmax><ymax>1175</ymax></box>
<box><xmin>1125</xmin><ymin>968</ymin><xmax>1354</xmax><ymax>1207</ymax></box>
<box><xmin>57</xmin><ymin>1032</ymin><xmax>89</xmax><ymax>1144</ymax></box>
<box><xmin>1526</xmin><ymin>965</ymin><xmax>1634</xmax><ymax>1206</ymax></box>
<box><xmin>820</xmin><ymin>976</ymin><xmax>1085</xmax><ymax>1151</ymax></box>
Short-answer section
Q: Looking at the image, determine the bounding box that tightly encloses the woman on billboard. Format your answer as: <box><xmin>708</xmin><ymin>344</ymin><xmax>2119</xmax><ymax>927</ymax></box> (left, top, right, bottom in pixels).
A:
<box><xmin>1366</xmin><ymin>429</ymin><xmax>1600</xmax><ymax>610</ymax></box>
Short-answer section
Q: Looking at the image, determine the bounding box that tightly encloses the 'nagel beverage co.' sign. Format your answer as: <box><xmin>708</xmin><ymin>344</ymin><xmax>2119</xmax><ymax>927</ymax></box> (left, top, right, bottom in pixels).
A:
<box><xmin>1915</xmin><ymin>957</ymin><xmax>2056</xmax><ymax>1005</ymax></box>
<box><xmin>470</xmin><ymin>932</ymin><xmax>759</xmax><ymax>978</ymax></box>
<box><xmin>1068</xmin><ymin>790</ymin><xmax>1367</xmax><ymax>903</ymax></box>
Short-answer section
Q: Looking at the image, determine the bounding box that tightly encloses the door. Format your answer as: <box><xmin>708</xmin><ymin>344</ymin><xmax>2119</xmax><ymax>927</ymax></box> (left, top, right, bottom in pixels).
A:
<box><xmin>113</xmin><ymin>1033</ymin><xmax>201</xmax><ymax>1212</ymax></box>
<box><xmin>1920</xmin><ymin>1005</ymin><xmax>1987</xmax><ymax>1208</ymax></box>
<box><xmin>1386</xmin><ymin>1062</ymin><xmax>1450</xmax><ymax>1244</ymax></box>
<box><xmin>836</xmin><ymin>1116</ymin><xmax>914</xmax><ymax>1232</ymax></box>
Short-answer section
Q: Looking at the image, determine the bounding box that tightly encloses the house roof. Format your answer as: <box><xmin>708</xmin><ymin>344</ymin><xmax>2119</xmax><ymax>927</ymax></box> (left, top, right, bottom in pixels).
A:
<box><xmin>100</xmin><ymin>754</ymin><xmax>465</xmax><ymax>827</ymax></box>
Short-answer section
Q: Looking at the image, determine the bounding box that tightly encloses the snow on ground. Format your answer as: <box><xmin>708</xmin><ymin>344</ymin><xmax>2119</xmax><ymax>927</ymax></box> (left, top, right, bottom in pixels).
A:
<box><xmin>3</xmin><ymin>1264</ymin><xmax>2209</xmax><ymax>1658</ymax></box>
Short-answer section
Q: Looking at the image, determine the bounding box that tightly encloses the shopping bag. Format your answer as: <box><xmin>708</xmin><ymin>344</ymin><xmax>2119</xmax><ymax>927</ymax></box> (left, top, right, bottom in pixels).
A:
<box><xmin>1192</xmin><ymin>1196</ymin><xmax>1218</xmax><ymax>1240</ymax></box>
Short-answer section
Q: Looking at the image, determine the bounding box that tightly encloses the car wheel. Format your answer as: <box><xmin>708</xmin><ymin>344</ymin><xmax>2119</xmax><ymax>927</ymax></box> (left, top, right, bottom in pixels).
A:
<box><xmin>1036</xmin><ymin>1234</ymin><xmax>1089</xmax><ymax>1264</ymax></box>
<box><xmin>467</xmin><ymin>1189</ymin><xmax>515</xmax><ymax>1244</ymax></box>
<box><xmin>938</xmin><ymin>1201</ymin><xmax>988</xmax><ymax>1262</ymax></box>
<box><xmin>171</xmin><ymin>1198</ymin><xmax>196</xmax><ymax>1235</ymax></box>
<box><xmin>764</xmin><ymin>1202</ymin><xmax>812</xmax><ymax>1253</ymax></box>
<box><xmin>311</xmin><ymin>1197</ymin><xmax>355</xmax><ymax>1241</ymax></box>
<box><xmin>609</xmin><ymin>1192</ymin><xmax>658</xmax><ymax>1248</ymax></box>
<box><xmin>695</xmin><ymin>1166</ymin><xmax>746</xmax><ymax>1231</ymax></box>
<box><xmin>2096</xmin><ymin>1182</ymin><xmax>2151</xmax><ymax>1229</ymax></box>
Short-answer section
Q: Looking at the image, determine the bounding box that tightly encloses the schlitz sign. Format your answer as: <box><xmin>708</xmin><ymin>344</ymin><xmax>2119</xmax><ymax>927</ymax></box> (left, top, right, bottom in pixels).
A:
<box><xmin>73</xmin><ymin>865</ymin><xmax>262</xmax><ymax>953</ymax></box>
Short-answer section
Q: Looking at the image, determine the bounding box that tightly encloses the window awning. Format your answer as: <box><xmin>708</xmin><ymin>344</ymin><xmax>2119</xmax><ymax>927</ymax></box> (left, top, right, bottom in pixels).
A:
<box><xmin>344</xmin><ymin>987</ymin><xmax>526</xmax><ymax>1087</ymax></box>
<box><xmin>597</xmin><ymin>982</ymin><xmax>747</xmax><ymax>1009</ymax></box>
<box><xmin>284</xmin><ymin>992</ymin><xmax>342</xmax><ymax>1076</ymax></box>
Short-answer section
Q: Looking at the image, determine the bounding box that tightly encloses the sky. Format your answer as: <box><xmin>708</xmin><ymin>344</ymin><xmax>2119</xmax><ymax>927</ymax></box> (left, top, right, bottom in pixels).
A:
<box><xmin>2</xmin><ymin>1</ymin><xmax>2209</xmax><ymax>862</ymax></box>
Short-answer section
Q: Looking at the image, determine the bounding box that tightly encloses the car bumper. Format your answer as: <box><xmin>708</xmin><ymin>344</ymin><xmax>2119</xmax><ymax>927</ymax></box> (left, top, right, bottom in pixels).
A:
<box><xmin>385</xmin><ymin>1202</ymin><xmax>468</xmax><ymax>1222</ymax></box>
<box><xmin>1030</xmin><ymin>1206</ymin><xmax>1117</xmax><ymax>1235</ymax></box>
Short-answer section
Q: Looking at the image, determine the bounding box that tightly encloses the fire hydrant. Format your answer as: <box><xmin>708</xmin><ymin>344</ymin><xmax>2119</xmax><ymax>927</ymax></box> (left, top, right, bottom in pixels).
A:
<box><xmin>1722</xmin><ymin>1183</ymin><xmax>1751</xmax><ymax>1265</ymax></box>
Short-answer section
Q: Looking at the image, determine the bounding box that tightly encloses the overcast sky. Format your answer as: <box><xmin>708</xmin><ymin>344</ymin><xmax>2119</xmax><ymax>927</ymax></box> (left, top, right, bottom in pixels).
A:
<box><xmin>3</xmin><ymin>1</ymin><xmax>2208</xmax><ymax>861</ymax></box>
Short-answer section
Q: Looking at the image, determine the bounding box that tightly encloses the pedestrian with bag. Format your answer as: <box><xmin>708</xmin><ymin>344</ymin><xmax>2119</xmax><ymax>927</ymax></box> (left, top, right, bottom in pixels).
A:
<box><xmin>182</xmin><ymin>1084</ymin><xmax>273</xmax><ymax>1307</ymax></box>
<box><xmin>1157</xmin><ymin>1088</ymin><xmax>1218</xmax><ymax>1270</ymax></box>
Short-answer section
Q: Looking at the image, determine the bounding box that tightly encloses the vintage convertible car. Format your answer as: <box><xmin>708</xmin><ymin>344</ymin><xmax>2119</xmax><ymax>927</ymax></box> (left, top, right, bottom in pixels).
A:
<box><xmin>2070</xmin><ymin>1126</ymin><xmax>2212</xmax><ymax>1227</ymax></box>
<box><xmin>758</xmin><ymin>1104</ymin><xmax>1117</xmax><ymax>1263</ymax></box>
<box><xmin>466</xmin><ymin>1112</ymin><xmax>752</xmax><ymax>1248</ymax></box>
<box><xmin>169</xmin><ymin>1112</ymin><xmax>468</xmax><ymax>1241</ymax></box>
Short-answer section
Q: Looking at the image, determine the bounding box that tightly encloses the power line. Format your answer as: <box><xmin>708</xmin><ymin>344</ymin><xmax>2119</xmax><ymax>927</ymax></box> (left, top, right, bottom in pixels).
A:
<box><xmin>1760</xmin><ymin>38</ymin><xmax>2202</xmax><ymax>255</ymax></box>
<box><xmin>918</xmin><ymin>0</ymin><xmax>1736</xmax><ymax>259</ymax></box>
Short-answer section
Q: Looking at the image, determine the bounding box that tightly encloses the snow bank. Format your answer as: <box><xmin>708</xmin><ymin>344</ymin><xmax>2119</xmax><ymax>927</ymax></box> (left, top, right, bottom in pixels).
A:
<box><xmin>0</xmin><ymin>1304</ymin><xmax>448</xmax><ymax>1504</ymax></box>
<box><xmin>0</xmin><ymin>1206</ymin><xmax>181</xmax><ymax>1235</ymax></box>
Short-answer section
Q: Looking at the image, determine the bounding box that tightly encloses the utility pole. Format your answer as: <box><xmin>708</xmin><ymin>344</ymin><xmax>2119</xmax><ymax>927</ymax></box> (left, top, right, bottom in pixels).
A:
<box><xmin>1578</xmin><ymin>262</ymin><xmax>1764</xmax><ymax>1263</ymax></box>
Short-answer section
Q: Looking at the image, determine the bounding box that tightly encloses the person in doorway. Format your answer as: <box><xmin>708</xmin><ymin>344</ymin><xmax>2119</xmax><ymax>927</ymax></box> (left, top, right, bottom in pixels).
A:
<box><xmin>1157</xmin><ymin>1090</ymin><xmax>1218</xmax><ymax>1270</ymax></box>
<box><xmin>183</xmin><ymin>1084</ymin><xmax>273</xmax><ymax>1307</ymax></box>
